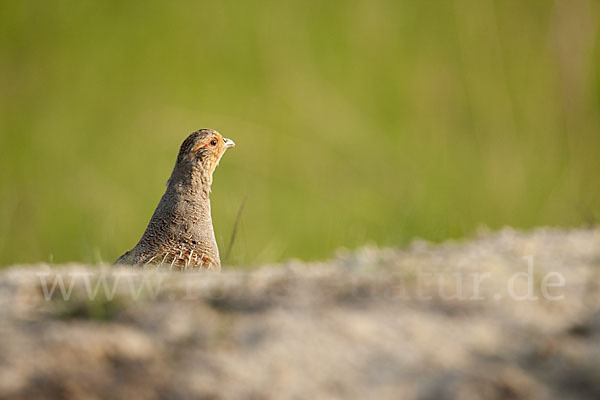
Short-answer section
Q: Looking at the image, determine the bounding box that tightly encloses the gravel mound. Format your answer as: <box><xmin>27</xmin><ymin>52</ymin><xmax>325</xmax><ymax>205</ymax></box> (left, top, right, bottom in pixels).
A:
<box><xmin>0</xmin><ymin>228</ymin><xmax>599</xmax><ymax>399</ymax></box>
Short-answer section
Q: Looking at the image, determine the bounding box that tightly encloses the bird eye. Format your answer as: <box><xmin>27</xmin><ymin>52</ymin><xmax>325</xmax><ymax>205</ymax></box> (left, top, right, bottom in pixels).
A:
<box><xmin>210</xmin><ymin>139</ymin><xmax>218</xmax><ymax>146</ymax></box>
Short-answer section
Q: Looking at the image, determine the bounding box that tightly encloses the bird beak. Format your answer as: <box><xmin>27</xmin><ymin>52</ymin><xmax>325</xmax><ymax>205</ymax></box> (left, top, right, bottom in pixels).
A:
<box><xmin>223</xmin><ymin>138</ymin><xmax>235</xmax><ymax>148</ymax></box>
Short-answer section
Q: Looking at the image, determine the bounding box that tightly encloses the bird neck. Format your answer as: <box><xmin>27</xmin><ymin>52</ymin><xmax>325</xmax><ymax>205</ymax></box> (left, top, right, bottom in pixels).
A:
<box><xmin>164</xmin><ymin>179</ymin><xmax>214</xmax><ymax>225</ymax></box>
<box><xmin>167</xmin><ymin>165</ymin><xmax>213</xmax><ymax>197</ymax></box>
<box><xmin>147</xmin><ymin>176</ymin><xmax>219</xmax><ymax>253</ymax></box>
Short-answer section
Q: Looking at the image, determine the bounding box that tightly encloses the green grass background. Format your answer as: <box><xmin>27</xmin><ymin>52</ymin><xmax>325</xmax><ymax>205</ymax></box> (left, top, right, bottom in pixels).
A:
<box><xmin>1</xmin><ymin>0</ymin><xmax>599</xmax><ymax>267</ymax></box>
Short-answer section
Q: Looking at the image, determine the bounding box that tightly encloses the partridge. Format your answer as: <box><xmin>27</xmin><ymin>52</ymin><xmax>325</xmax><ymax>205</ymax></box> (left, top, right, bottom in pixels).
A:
<box><xmin>115</xmin><ymin>129</ymin><xmax>235</xmax><ymax>270</ymax></box>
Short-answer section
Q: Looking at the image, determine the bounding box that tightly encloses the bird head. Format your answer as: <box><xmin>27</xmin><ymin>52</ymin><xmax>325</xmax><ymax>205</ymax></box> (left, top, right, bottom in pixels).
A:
<box><xmin>170</xmin><ymin>129</ymin><xmax>235</xmax><ymax>189</ymax></box>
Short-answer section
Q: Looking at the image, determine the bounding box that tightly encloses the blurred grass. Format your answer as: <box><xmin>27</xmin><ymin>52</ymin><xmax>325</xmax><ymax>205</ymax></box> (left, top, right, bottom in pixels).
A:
<box><xmin>0</xmin><ymin>0</ymin><xmax>599</xmax><ymax>267</ymax></box>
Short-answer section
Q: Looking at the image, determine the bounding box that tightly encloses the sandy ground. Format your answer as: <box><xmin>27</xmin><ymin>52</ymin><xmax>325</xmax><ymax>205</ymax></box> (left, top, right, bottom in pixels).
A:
<box><xmin>0</xmin><ymin>227</ymin><xmax>599</xmax><ymax>400</ymax></box>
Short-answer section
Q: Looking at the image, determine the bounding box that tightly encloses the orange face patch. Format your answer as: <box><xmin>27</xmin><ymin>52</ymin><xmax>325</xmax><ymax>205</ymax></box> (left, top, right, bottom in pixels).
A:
<box><xmin>188</xmin><ymin>141</ymin><xmax>211</xmax><ymax>160</ymax></box>
<box><xmin>191</xmin><ymin>141</ymin><xmax>208</xmax><ymax>153</ymax></box>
